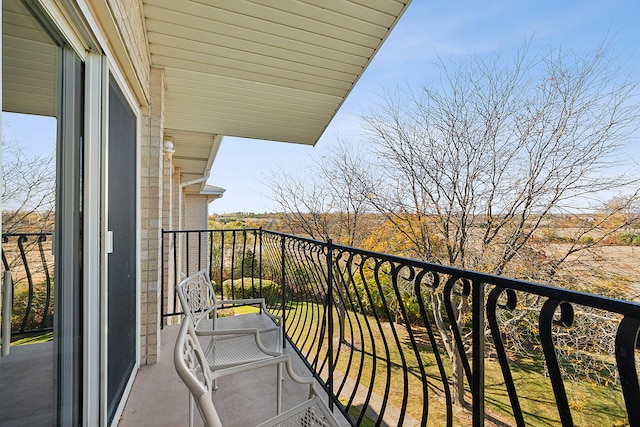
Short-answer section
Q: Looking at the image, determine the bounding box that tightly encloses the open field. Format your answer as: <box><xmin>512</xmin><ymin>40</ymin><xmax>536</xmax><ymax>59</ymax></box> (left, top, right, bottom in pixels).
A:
<box><xmin>549</xmin><ymin>243</ymin><xmax>640</xmax><ymax>301</ymax></box>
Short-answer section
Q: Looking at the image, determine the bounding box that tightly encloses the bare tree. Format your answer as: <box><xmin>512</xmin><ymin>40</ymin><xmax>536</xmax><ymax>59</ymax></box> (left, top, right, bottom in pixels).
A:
<box><xmin>1</xmin><ymin>138</ymin><xmax>55</xmax><ymax>295</ymax></box>
<box><xmin>267</xmin><ymin>140</ymin><xmax>379</xmax><ymax>247</ymax></box>
<box><xmin>2</xmin><ymin>139</ymin><xmax>56</xmax><ymax>234</ymax></box>
<box><xmin>364</xmin><ymin>40</ymin><xmax>639</xmax><ymax>273</ymax></box>
<box><xmin>267</xmin><ymin>141</ymin><xmax>385</xmax><ymax>346</ymax></box>
<box><xmin>360</xmin><ymin>39</ymin><xmax>640</xmax><ymax>404</ymax></box>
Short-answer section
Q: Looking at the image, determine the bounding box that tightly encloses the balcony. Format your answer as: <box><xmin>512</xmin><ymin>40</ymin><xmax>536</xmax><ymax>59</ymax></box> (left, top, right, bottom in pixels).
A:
<box><xmin>119</xmin><ymin>322</ymin><xmax>353</xmax><ymax>426</ymax></box>
<box><xmin>144</xmin><ymin>228</ymin><xmax>639</xmax><ymax>426</ymax></box>
<box><xmin>1</xmin><ymin>229</ymin><xmax>638</xmax><ymax>426</ymax></box>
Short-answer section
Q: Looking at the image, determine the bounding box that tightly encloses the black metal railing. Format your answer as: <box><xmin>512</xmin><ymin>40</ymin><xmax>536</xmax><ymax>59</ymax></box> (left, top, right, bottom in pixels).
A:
<box><xmin>1</xmin><ymin>232</ymin><xmax>54</xmax><ymax>336</ymax></box>
<box><xmin>162</xmin><ymin>228</ymin><xmax>640</xmax><ymax>427</ymax></box>
<box><xmin>161</xmin><ymin>229</ymin><xmax>265</xmax><ymax>322</ymax></box>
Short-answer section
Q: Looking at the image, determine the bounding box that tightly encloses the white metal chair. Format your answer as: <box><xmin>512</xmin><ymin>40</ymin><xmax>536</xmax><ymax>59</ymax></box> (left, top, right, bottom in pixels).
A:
<box><xmin>176</xmin><ymin>270</ymin><xmax>285</xmax><ymax>425</ymax></box>
<box><xmin>176</xmin><ymin>270</ymin><xmax>283</xmax><ymax>367</ymax></box>
<box><xmin>174</xmin><ymin>319</ymin><xmax>340</xmax><ymax>427</ymax></box>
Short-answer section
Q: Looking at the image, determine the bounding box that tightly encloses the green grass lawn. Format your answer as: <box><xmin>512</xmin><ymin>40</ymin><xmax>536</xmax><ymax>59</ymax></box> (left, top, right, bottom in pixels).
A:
<box><xmin>273</xmin><ymin>301</ymin><xmax>629</xmax><ymax>427</ymax></box>
<box><xmin>11</xmin><ymin>331</ymin><xmax>53</xmax><ymax>346</ymax></box>
<box><xmin>226</xmin><ymin>305</ymin><xmax>261</xmax><ymax>315</ymax></box>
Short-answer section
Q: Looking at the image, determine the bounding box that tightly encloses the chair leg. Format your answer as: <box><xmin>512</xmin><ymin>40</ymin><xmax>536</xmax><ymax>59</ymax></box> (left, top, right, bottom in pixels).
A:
<box><xmin>213</xmin><ymin>378</ymin><xmax>219</xmax><ymax>390</ymax></box>
<box><xmin>189</xmin><ymin>394</ymin><xmax>194</xmax><ymax>427</ymax></box>
<box><xmin>276</xmin><ymin>362</ymin><xmax>283</xmax><ymax>415</ymax></box>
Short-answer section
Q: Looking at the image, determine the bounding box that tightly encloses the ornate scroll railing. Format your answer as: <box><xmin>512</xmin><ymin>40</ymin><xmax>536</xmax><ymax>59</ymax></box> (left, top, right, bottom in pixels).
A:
<box><xmin>162</xmin><ymin>228</ymin><xmax>640</xmax><ymax>427</ymax></box>
<box><xmin>1</xmin><ymin>232</ymin><xmax>54</xmax><ymax>336</ymax></box>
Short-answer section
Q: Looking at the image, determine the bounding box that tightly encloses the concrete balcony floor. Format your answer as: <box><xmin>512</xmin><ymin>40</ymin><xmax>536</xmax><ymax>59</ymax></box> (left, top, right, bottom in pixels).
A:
<box><xmin>0</xmin><ymin>340</ymin><xmax>53</xmax><ymax>426</ymax></box>
<box><xmin>119</xmin><ymin>319</ymin><xmax>350</xmax><ymax>427</ymax></box>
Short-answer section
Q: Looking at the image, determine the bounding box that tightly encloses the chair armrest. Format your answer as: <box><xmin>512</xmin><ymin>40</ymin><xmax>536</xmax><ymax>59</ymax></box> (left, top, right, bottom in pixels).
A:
<box><xmin>216</xmin><ymin>297</ymin><xmax>266</xmax><ymax>308</ymax></box>
<box><xmin>195</xmin><ymin>328</ymin><xmax>260</xmax><ymax>336</ymax></box>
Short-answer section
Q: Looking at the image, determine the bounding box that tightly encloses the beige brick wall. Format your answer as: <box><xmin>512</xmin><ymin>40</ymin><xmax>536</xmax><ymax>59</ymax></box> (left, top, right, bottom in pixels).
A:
<box><xmin>183</xmin><ymin>193</ymin><xmax>209</xmax><ymax>230</ymax></box>
<box><xmin>161</xmin><ymin>149</ymin><xmax>177</xmax><ymax>325</ymax></box>
<box><xmin>105</xmin><ymin>0</ymin><xmax>150</xmax><ymax>98</ymax></box>
<box><xmin>139</xmin><ymin>66</ymin><xmax>165</xmax><ymax>365</ymax></box>
<box><xmin>183</xmin><ymin>193</ymin><xmax>210</xmax><ymax>275</ymax></box>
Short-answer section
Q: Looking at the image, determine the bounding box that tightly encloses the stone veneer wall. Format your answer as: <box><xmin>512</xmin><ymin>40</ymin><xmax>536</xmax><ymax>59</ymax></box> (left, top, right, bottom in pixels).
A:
<box><xmin>139</xmin><ymin>66</ymin><xmax>165</xmax><ymax>364</ymax></box>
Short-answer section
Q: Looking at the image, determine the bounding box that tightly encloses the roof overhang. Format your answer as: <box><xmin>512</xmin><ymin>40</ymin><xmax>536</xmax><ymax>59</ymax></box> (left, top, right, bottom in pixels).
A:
<box><xmin>142</xmin><ymin>0</ymin><xmax>411</xmax><ymax>185</ymax></box>
<box><xmin>4</xmin><ymin>1</ymin><xmax>411</xmax><ymax>200</ymax></box>
<box><xmin>167</xmin><ymin>131</ymin><xmax>222</xmax><ymax>193</ymax></box>
<box><xmin>201</xmin><ymin>184</ymin><xmax>226</xmax><ymax>204</ymax></box>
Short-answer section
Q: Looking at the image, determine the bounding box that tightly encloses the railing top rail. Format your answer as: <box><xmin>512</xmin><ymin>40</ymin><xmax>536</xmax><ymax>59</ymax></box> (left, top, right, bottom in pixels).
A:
<box><xmin>259</xmin><ymin>229</ymin><xmax>640</xmax><ymax>317</ymax></box>
<box><xmin>162</xmin><ymin>227</ymin><xmax>640</xmax><ymax>317</ymax></box>
<box><xmin>162</xmin><ymin>228</ymin><xmax>260</xmax><ymax>234</ymax></box>
<box><xmin>2</xmin><ymin>232</ymin><xmax>53</xmax><ymax>237</ymax></box>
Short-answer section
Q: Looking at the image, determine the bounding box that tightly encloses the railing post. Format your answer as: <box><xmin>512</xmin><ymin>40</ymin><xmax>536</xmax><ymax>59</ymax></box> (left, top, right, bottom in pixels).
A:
<box><xmin>173</xmin><ymin>232</ymin><xmax>178</xmax><ymax>313</ymax></box>
<box><xmin>37</xmin><ymin>235</ymin><xmax>52</xmax><ymax>330</ymax></box>
<box><xmin>231</xmin><ymin>231</ymin><xmax>236</xmax><ymax>296</ymax></box>
<box><xmin>258</xmin><ymin>228</ymin><xmax>263</xmax><ymax>296</ymax></box>
<box><xmin>219</xmin><ymin>231</ymin><xmax>225</xmax><ymax>297</ymax></box>
<box><xmin>185</xmin><ymin>232</ymin><xmax>191</xmax><ymax>277</ymax></box>
<box><xmin>472</xmin><ymin>280</ymin><xmax>485</xmax><ymax>426</ymax></box>
<box><xmin>17</xmin><ymin>235</ymin><xmax>32</xmax><ymax>334</ymax></box>
<box><xmin>208</xmin><ymin>230</ymin><xmax>214</xmax><ymax>279</ymax></box>
<box><xmin>280</xmin><ymin>235</ymin><xmax>287</xmax><ymax>349</ymax></box>
<box><xmin>2</xmin><ymin>270</ymin><xmax>12</xmax><ymax>356</ymax></box>
<box><xmin>161</xmin><ymin>229</ymin><xmax>165</xmax><ymax>329</ymax></box>
<box><xmin>326</xmin><ymin>238</ymin><xmax>334</xmax><ymax>411</ymax></box>
<box><xmin>197</xmin><ymin>231</ymin><xmax>203</xmax><ymax>271</ymax></box>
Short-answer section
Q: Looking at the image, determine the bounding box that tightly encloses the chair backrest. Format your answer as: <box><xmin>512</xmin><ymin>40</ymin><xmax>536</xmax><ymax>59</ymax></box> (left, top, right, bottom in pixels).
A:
<box><xmin>174</xmin><ymin>319</ymin><xmax>222</xmax><ymax>427</ymax></box>
<box><xmin>176</xmin><ymin>270</ymin><xmax>218</xmax><ymax>328</ymax></box>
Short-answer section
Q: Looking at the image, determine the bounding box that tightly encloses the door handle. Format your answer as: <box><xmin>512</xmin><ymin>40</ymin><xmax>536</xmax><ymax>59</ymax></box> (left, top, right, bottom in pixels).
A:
<box><xmin>106</xmin><ymin>230</ymin><xmax>114</xmax><ymax>254</ymax></box>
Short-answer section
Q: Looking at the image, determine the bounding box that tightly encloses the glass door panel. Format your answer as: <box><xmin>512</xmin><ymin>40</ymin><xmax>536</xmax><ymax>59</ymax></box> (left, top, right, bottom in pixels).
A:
<box><xmin>106</xmin><ymin>74</ymin><xmax>137</xmax><ymax>425</ymax></box>
<box><xmin>1</xmin><ymin>1</ymin><xmax>83</xmax><ymax>424</ymax></box>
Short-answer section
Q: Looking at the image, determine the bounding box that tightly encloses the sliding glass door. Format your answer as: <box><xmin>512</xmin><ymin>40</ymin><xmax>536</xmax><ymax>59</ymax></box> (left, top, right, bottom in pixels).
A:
<box><xmin>1</xmin><ymin>1</ymin><xmax>84</xmax><ymax>424</ymax></box>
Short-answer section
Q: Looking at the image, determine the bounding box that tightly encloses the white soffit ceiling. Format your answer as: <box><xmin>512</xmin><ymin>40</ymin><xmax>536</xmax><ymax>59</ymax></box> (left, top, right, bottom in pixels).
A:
<box><xmin>143</xmin><ymin>0</ymin><xmax>411</xmax><ymax>147</ymax></box>
<box><xmin>165</xmin><ymin>129</ymin><xmax>221</xmax><ymax>192</ymax></box>
<box><xmin>2</xmin><ymin>0</ymin><xmax>57</xmax><ymax>117</ymax></box>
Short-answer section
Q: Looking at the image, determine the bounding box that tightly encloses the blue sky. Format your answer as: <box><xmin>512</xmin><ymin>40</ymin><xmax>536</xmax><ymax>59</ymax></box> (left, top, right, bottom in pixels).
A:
<box><xmin>3</xmin><ymin>1</ymin><xmax>638</xmax><ymax>214</ymax></box>
<box><xmin>208</xmin><ymin>0</ymin><xmax>640</xmax><ymax>214</ymax></box>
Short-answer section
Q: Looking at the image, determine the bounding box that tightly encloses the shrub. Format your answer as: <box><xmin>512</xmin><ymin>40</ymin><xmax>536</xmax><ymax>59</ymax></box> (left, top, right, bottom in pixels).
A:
<box><xmin>577</xmin><ymin>235</ymin><xmax>595</xmax><ymax>245</ymax></box>
<box><xmin>540</xmin><ymin>228</ymin><xmax>557</xmax><ymax>242</ymax></box>
<box><xmin>11</xmin><ymin>278</ymin><xmax>54</xmax><ymax>333</ymax></box>
<box><xmin>221</xmin><ymin>278</ymin><xmax>281</xmax><ymax>305</ymax></box>
<box><xmin>233</xmin><ymin>249</ymin><xmax>258</xmax><ymax>278</ymax></box>
<box><xmin>617</xmin><ymin>231</ymin><xmax>640</xmax><ymax>246</ymax></box>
